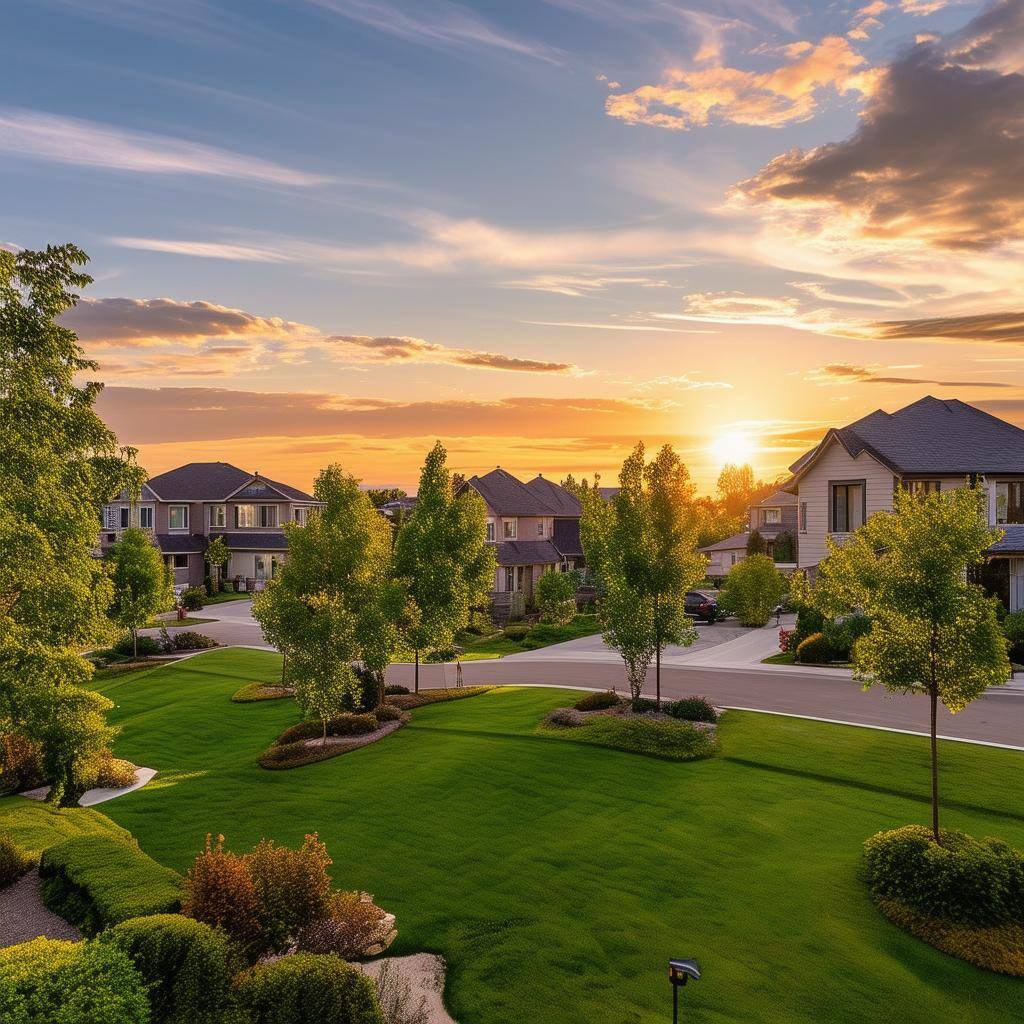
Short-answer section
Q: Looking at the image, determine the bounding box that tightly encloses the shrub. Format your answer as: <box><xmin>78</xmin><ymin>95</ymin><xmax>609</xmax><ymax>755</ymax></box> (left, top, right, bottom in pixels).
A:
<box><xmin>778</xmin><ymin>627</ymin><xmax>795</xmax><ymax>653</ymax></box>
<box><xmin>0</xmin><ymin>832</ymin><xmax>33</xmax><ymax>888</ymax></box>
<box><xmin>573</xmin><ymin>691</ymin><xmax>620</xmax><ymax>711</ymax></box>
<box><xmin>666</xmin><ymin>697</ymin><xmax>718</xmax><ymax>723</ymax></box>
<box><xmin>172</xmin><ymin>631</ymin><xmax>218</xmax><ymax>651</ymax></box>
<box><xmin>181</xmin><ymin>587</ymin><xmax>206</xmax><ymax>611</ymax></box>
<box><xmin>297</xmin><ymin>891</ymin><xmax>396</xmax><ymax>959</ymax></box>
<box><xmin>204</xmin><ymin>576</ymin><xmax>214</xmax><ymax>596</ymax></box>
<box><xmin>259</xmin><ymin>741</ymin><xmax>357</xmax><ymax>771</ymax></box>
<box><xmin>231</xmin><ymin>682</ymin><xmax>293</xmax><ymax>703</ymax></box>
<box><xmin>384</xmin><ymin>685</ymin><xmax>409</xmax><ymax>695</ymax></box>
<box><xmin>39</xmin><ymin>833</ymin><xmax>184</xmax><ymax>935</ymax></box>
<box><xmin>863</xmin><ymin>825</ymin><xmax>1024</xmax><ymax>926</ymax></box>
<box><xmin>0</xmin><ymin>733</ymin><xmax>43</xmax><ymax>795</ymax></box>
<box><xmin>1004</xmin><ymin>609</ymin><xmax>1024</xmax><ymax>663</ymax></box>
<box><xmin>99</xmin><ymin>914</ymin><xmax>244</xmax><ymax>1024</ymax></box>
<box><xmin>717</xmin><ymin>554</ymin><xmax>787</xmax><ymax>627</ymax></box>
<box><xmin>463</xmin><ymin>609</ymin><xmax>493</xmax><ymax>635</ymax></box>
<box><xmin>386</xmin><ymin>686</ymin><xmax>493</xmax><ymax>710</ymax></box>
<box><xmin>246</xmin><ymin>835</ymin><xmax>333</xmax><ymax>952</ymax></box>
<box><xmin>795</xmin><ymin>632</ymin><xmax>832</xmax><ymax>664</ymax></box>
<box><xmin>542</xmin><ymin>715</ymin><xmax>718</xmax><ymax>762</ymax></box>
<box><xmin>502</xmin><ymin>623</ymin><xmax>531</xmax><ymax>642</ymax></box>
<box><xmin>236</xmin><ymin>954</ymin><xmax>383</xmax><ymax>1024</ymax></box>
<box><xmin>822</xmin><ymin>612</ymin><xmax>871</xmax><ymax>661</ymax></box>
<box><xmin>112</xmin><ymin>633</ymin><xmax>163</xmax><ymax>658</ymax></box>
<box><xmin>792</xmin><ymin>605</ymin><xmax>825</xmax><ymax>648</ymax></box>
<box><xmin>373</xmin><ymin>704</ymin><xmax>409</xmax><ymax>724</ymax></box>
<box><xmin>276</xmin><ymin>713</ymin><xmax>379</xmax><ymax>746</ymax></box>
<box><xmin>183</xmin><ymin>834</ymin><xmax>263</xmax><ymax>957</ymax></box>
<box><xmin>545</xmin><ymin>708</ymin><xmax>585</xmax><ymax>728</ymax></box>
<box><xmin>351</xmin><ymin>663</ymin><xmax>383</xmax><ymax>711</ymax></box>
<box><xmin>536</xmin><ymin>570</ymin><xmax>577</xmax><ymax>625</ymax></box>
<box><xmin>0</xmin><ymin>937</ymin><xmax>150</xmax><ymax>1024</ymax></box>
<box><xmin>772</xmin><ymin>530</ymin><xmax>796</xmax><ymax>563</ymax></box>
<box><xmin>94</xmin><ymin>752</ymin><xmax>138</xmax><ymax>789</ymax></box>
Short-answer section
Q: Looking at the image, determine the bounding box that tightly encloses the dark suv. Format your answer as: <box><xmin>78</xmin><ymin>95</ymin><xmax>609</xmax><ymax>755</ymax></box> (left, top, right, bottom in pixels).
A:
<box><xmin>685</xmin><ymin>591</ymin><xmax>718</xmax><ymax>622</ymax></box>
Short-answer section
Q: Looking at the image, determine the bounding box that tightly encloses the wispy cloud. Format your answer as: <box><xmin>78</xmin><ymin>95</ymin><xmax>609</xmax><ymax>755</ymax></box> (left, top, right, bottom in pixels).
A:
<box><xmin>0</xmin><ymin>108</ymin><xmax>332</xmax><ymax>186</ymax></box>
<box><xmin>522</xmin><ymin>319</ymin><xmax>715</xmax><ymax>333</ymax></box>
<box><xmin>807</xmin><ymin>362</ymin><xmax>1013</xmax><ymax>387</ymax></box>
<box><xmin>305</xmin><ymin>0</ymin><xmax>564</xmax><ymax>64</ymax></box>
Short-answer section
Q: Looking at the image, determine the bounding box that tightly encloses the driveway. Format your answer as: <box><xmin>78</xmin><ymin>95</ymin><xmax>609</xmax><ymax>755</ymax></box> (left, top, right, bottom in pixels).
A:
<box><xmin>143</xmin><ymin>598</ymin><xmax>270</xmax><ymax>649</ymax></box>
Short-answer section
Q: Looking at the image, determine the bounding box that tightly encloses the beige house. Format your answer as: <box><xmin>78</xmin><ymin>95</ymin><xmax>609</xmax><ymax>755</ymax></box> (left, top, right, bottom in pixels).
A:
<box><xmin>784</xmin><ymin>397</ymin><xmax>1024</xmax><ymax>610</ymax></box>
<box><xmin>699</xmin><ymin>490</ymin><xmax>799</xmax><ymax>578</ymax></box>
<box><xmin>101</xmin><ymin>462</ymin><xmax>321</xmax><ymax>591</ymax></box>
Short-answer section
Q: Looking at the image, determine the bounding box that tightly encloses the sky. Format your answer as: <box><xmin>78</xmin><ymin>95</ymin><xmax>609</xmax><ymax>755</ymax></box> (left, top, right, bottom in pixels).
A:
<box><xmin>4</xmin><ymin>0</ymin><xmax>1024</xmax><ymax>492</ymax></box>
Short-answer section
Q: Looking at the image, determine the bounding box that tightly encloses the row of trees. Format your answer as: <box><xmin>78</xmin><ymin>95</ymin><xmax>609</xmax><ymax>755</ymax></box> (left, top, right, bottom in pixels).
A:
<box><xmin>252</xmin><ymin>443</ymin><xmax>496</xmax><ymax>734</ymax></box>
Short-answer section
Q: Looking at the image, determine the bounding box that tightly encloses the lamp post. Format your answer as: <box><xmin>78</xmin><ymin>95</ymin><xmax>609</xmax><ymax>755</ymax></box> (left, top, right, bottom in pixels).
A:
<box><xmin>668</xmin><ymin>958</ymin><xmax>701</xmax><ymax>1024</ymax></box>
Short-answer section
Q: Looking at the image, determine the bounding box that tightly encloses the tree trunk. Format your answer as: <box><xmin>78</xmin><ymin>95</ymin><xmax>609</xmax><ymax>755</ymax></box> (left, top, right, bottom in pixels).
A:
<box><xmin>281</xmin><ymin>650</ymin><xmax>288</xmax><ymax>686</ymax></box>
<box><xmin>414</xmin><ymin>648</ymin><xmax>419</xmax><ymax>694</ymax></box>
<box><xmin>133</xmin><ymin>628</ymin><xmax>138</xmax><ymax>659</ymax></box>
<box><xmin>322</xmin><ymin>716</ymin><xmax>327</xmax><ymax>746</ymax></box>
<box><xmin>656</xmin><ymin>643</ymin><xmax>661</xmax><ymax>709</ymax></box>
<box><xmin>930</xmin><ymin>681</ymin><xmax>940</xmax><ymax>844</ymax></box>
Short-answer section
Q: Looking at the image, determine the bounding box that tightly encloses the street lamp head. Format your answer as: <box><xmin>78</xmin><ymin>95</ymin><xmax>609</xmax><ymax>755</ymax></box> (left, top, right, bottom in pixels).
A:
<box><xmin>669</xmin><ymin>958</ymin><xmax>701</xmax><ymax>986</ymax></box>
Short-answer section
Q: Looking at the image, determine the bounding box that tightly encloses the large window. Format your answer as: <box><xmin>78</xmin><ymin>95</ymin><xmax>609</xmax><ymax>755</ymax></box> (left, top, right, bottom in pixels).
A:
<box><xmin>996</xmin><ymin>482</ymin><xmax>1024</xmax><ymax>525</ymax></box>
<box><xmin>235</xmin><ymin>504</ymin><xmax>255</xmax><ymax>528</ymax></box>
<box><xmin>139</xmin><ymin>506</ymin><xmax>153</xmax><ymax>529</ymax></box>
<box><xmin>210</xmin><ymin>505</ymin><xmax>226</xmax><ymax>528</ymax></box>
<box><xmin>259</xmin><ymin>505</ymin><xmax>278</xmax><ymax>528</ymax></box>
<box><xmin>168</xmin><ymin>505</ymin><xmax>189</xmax><ymax>530</ymax></box>
<box><xmin>170</xmin><ymin>553</ymin><xmax>189</xmax><ymax>569</ymax></box>
<box><xmin>830</xmin><ymin>482</ymin><xmax>864</xmax><ymax>533</ymax></box>
<box><xmin>119</xmin><ymin>506</ymin><xmax>130</xmax><ymax>528</ymax></box>
<box><xmin>503</xmin><ymin>519</ymin><xmax>517</xmax><ymax>540</ymax></box>
<box><xmin>904</xmin><ymin>480</ymin><xmax>941</xmax><ymax>496</ymax></box>
<box><xmin>294</xmin><ymin>507</ymin><xmax>307</xmax><ymax>525</ymax></box>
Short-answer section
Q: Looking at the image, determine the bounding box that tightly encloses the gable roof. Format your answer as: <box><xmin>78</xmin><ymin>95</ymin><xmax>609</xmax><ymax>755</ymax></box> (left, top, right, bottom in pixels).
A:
<box><xmin>145</xmin><ymin>462</ymin><xmax>314</xmax><ymax>502</ymax></box>
<box><xmin>757</xmin><ymin>490</ymin><xmax>797</xmax><ymax>507</ymax></box>
<box><xmin>698</xmin><ymin>531</ymin><xmax>749</xmax><ymax>554</ymax></box>
<box><xmin>789</xmin><ymin>397</ymin><xmax>1024</xmax><ymax>479</ymax></box>
<box><xmin>465</xmin><ymin>468</ymin><xmax>556</xmax><ymax>516</ymax></box>
<box><xmin>525</xmin><ymin>476</ymin><xmax>582</xmax><ymax>517</ymax></box>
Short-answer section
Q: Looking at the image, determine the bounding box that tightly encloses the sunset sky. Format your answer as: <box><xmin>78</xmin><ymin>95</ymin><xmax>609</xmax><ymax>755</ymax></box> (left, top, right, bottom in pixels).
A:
<box><xmin>4</xmin><ymin>0</ymin><xmax>1024</xmax><ymax>492</ymax></box>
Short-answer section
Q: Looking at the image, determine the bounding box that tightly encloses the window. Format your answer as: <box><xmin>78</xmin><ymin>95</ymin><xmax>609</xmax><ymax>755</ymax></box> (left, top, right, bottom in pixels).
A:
<box><xmin>139</xmin><ymin>506</ymin><xmax>153</xmax><ymax>529</ymax></box>
<box><xmin>504</xmin><ymin>567</ymin><xmax>515</xmax><ymax>592</ymax></box>
<box><xmin>171</xmin><ymin>554</ymin><xmax>189</xmax><ymax>569</ymax></box>
<box><xmin>210</xmin><ymin>505</ymin><xmax>226</xmax><ymax>528</ymax></box>
<box><xmin>503</xmin><ymin>519</ymin><xmax>517</xmax><ymax>540</ymax></box>
<box><xmin>259</xmin><ymin>505</ymin><xmax>278</xmax><ymax>528</ymax></box>
<box><xmin>904</xmin><ymin>480</ymin><xmax>941</xmax><ymax>496</ymax></box>
<box><xmin>762</xmin><ymin>508</ymin><xmax>781</xmax><ymax>525</ymax></box>
<box><xmin>537</xmin><ymin>521</ymin><xmax>544</xmax><ymax>537</ymax></box>
<box><xmin>996</xmin><ymin>482</ymin><xmax>1024</xmax><ymax>525</ymax></box>
<box><xmin>294</xmin><ymin>507</ymin><xmax>306</xmax><ymax>525</ymax></box>
<box><xmin>485</xmin><ymin>519</ymin><xmax>495</xmax><ymax>542</ymax></box>
<box><xmin>799</xmin><ymin>502</ymin><xmax>808</xmax><ymax>532</ymax></box>
<box><xmin>830</xmin><ymin>482</ymin><xmax>864</xmax><ymax>533</ymax></box>
<box><xmin>168</xmin><ymin>505</ymin><xmax>189</xmax><ymax>530</ymax></box>
<box><xmin>119</xmin><ymin>506</ymin><xmax>130</xmax><ymax>528</ymax></box>
<box><xmin>235</xmin><ymin>504</ymin><xmax>255</xmax><ymax>528</ymax></box>
<box><xmin>730</xmin><ymin>553</ymin><xmax>738</xmax><ymax>566</ymax></box>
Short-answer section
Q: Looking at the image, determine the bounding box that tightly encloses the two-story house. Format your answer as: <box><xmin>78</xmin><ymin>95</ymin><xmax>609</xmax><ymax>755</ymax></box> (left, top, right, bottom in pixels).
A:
<box><xmin>699</xmin><ymin>490</ymin><xmax>799</xmax><ymax>578</ymax></box>
<box><xmin>784</xmin><ymin>396</ymin><xmax>1024</xmax><ymax>611</ymax></box>
<box><xmin>101</xmin><ymin>462</ymin><xmax>321</xmax><ymax>591</ymax></box>
<box><xmin>459</xmin><ymin>468</ymin><xmax>584</xmax><ymax>619</ymax></box>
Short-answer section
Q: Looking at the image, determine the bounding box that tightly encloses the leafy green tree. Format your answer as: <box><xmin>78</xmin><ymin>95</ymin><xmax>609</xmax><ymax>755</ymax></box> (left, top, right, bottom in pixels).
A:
<box><xmin>204</xmin><ymin>536</ymin><xmax>230</xmax><ymax>593</ymax></box>
<box><xmin>582</xmin><ymin>444</ymin><xmax>705</xmax><ymax>708</ymax></box>
<box><xmin>746</xmin><ymin>529</ymin><xmax>766</xmax><ymax>556</ymax></box>
<box><xmin>394</xmin><ymin>442</ymin><xmax>495</xmax><ymax>692</ymax></box>
<box><xmin>0</xmin><ymin>244</ymin><xmax>136</xmax><ymax>804</ymax></box>
<box><xmin>772</xmin><ymin>530</ymin><xmax>795</xmax><ymax>563</ymax></box>
<box><xmin>365</xmin><ymin>487</ymin><xmax>406</xmax><ymax>509</ymax></box>
<box><xmin>716</xmin><ymin>463</ymin><xmax>756</xmax><ymax>518</ymax></box>
<box><xmin>535</xmin><ymin>570</ymin><xmax>577</xmax><ymax>625</ymax></box>
<box><xmin>813</xmin><ymin>487</ymin><xmax>1009</xmax><ymax>842</ymax></box>
<box><xmin>718</xmin><ymin>554</ymin><xmax>786</xmax><ymax>627</ymax></box>
<box><xmin>108</xmin><ymin>529</ymin><xmax>173</xmax><ymax>657</ymax></box>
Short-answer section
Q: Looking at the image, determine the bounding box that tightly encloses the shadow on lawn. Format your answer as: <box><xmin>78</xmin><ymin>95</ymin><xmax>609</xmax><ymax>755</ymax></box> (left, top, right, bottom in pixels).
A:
<box><xmin>724</xmin><ymin>757</ymin><xmax>1024</xmax><ymax>824</ymax></box>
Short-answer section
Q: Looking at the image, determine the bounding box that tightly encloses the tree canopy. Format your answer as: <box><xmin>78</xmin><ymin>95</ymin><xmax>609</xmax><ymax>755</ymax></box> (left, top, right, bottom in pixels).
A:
<box><xmin>108</xmin><ymin>528</ymin><xmax>174</xmax><ymax>657</ymax></box>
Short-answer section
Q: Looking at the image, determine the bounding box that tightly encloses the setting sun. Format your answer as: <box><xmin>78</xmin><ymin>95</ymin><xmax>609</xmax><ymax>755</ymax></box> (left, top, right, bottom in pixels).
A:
<box><xmin>711</xmin><ymin>430</ymin><xmax>756</xmax><ymax>467</ymax></box>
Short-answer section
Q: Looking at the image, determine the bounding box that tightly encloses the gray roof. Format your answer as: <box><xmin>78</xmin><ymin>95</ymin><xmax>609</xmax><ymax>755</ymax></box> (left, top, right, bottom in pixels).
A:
<box><xmin>146</xmin><ymin>462</ymin><xmax>315</xmax><ymax>502</ymax></box>
<box><xmin>552</xmin><ymin>518</ymin><xmax>583</xmax><ymax>557</ymax></box>
<box><xmin>209</xmin><ymin>531</ymin><xmax>289</xmax><ymax>550</ymax></box>
<box><xmin>698</xmin><ymin>531</ymin><xmax>749</xmax><ymax>554</ymax></box>
<box><xmin>598</xmin><ymin>486</ymin><xmax>620</xmax><ymax>501</ymax></box>
<box><xmin>526</xmin><ymin>476</ymin><xmax>582</xmax><ymax>517</ymax></box>
<box><xmin>155</xmin><ymin>534</ymin><xmax>207</xmax><ymax>554</ymax></box>
<box><xmin>986</xmin><ymin>525</ymin><xmax>1024</xmax><ymax>555</ymax></box>
<box><xmin>758</xmin><ymin>490</ymin><xmax>797</xmax><ymax>507</ymax></box>
<box><xmin>791</xmin><ymin>397</ymin><xmax>1024</xmax><ymax>477</ymax></box>
<box><xmin>494</xmin><ymin>540</ymin><xmax>562</xmax><ymax>566</ymax></box>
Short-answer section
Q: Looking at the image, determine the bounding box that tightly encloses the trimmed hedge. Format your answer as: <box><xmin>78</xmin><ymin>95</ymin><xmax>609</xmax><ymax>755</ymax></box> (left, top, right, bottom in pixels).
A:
<box><xmin>383</xmin><ymin>685</ymin><xmax>409</xmax><ymax>695</ymax></box>
<box><xmin>541</xmin><ymin>715</ymin><xmax>718</xmax><ymax>762</ymax></box>
<box><xmin>39</xmin><ymin>833</ymin><xmax>184</xmax><ymax>935</ymax></box>
<box><xmin>100</xmin><ymin>914</ymin><xmax>245</xmax><ymax>1024</ymax></box>
<box><xmin>387</xmin><ymin>686</ymin><xmax>494</xmax><ymax>710</ymax></box>
<box><xmin>666</xmin><ymin>697</ymin><xmax>718</xmax><ymax>723</ymax></box>
<box><xmin>276</xmin><ymin>713</ymin><xmax>379</xmax><ymax>746</ymax></box>
<box><xmin>0</xmin><ymin>832</ymin><xmax>33</xmax><ymax>888</ymax></box>
<box><xmin>796</xmin><ymin>631</ymin><xmax>832</xmax><ymax>664</ymax></box>
<box><xmin>235</xmin><ymin>952</ymin><xmax>383</xmax><ymax>1024</ymax></box>
<box><xmin>573</xmin><ymin>691</ymin><xmax>620</xmax><ymax>711</ymax></box>
<box><xmin>0</xmin><ymin>937</ymin><xmax>150</xmax><ymax>1024</ymax></box>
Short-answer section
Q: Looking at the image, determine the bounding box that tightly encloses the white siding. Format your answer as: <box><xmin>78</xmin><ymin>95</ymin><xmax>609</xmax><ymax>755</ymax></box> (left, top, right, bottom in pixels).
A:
<box><xmin>797</xmin><ymin>441</ymin><xmax>895</xmax><ymax>569</ymax></box>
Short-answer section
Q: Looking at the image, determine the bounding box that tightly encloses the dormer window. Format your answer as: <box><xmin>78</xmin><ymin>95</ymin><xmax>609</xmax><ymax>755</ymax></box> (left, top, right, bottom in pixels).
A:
<box><xmin>762</xmin><ymin>508</ymin><xmax>781</xmax><ymax>525</ymax></box>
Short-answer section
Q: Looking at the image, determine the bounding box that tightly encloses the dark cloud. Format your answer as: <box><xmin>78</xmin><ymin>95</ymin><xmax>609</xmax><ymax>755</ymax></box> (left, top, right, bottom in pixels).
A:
<box><xmin>869</xmin><ymin>310</ymin><xmax>1024</xmax><ymax>344</ymax></box>
<box><xmin>735</xmin><ymin>1</ymin><xmax>1024</xmax><ymax>250</ymax></box>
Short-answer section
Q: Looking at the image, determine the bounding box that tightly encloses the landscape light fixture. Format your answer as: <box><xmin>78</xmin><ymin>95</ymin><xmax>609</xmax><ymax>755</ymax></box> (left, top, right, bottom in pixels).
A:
<box><xmin>668</xmin><ymin>958</ymin><xmax>701</xmax><ymax>1024</ymax></box>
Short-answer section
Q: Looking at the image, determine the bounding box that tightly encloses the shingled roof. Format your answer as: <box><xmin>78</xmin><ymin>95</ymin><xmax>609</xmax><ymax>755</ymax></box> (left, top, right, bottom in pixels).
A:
<box><xmin>790</xmin><ymin>397</ymin><xmax>1024</xmax><ymax>478</ymax></box>
<box><xmin>525</xmin><ymin>475</ymin><xmax>582</xmax><ymax>517</ymax></box>
<box><xmin>466</xmin><ymin>468</ymin><xmax>578</xmax><ymax>516</ymax></box>
<box><xmin>495</xmin><ymin>540</ymin><xmax>562</xmax><ymax>566</ymax></box>
<box><xmin>145</xmin><ymin>462</ymin><xmax>315</xmax><ymax>502</ymax></box>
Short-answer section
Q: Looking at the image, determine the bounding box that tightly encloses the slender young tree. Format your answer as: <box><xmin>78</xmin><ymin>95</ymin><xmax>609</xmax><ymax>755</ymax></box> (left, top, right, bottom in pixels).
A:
<box><xmin>0</xmin><ymin>245</ymin><xmax>135</xmax><ymax>804</ymax></box>
<box><xmin>204</xmin><ymin>535</ymin><xmax>230</xmax><ymax>593</ymax></box>
<box><xmin>394</xmin><ymin>442</ymin><xmax>495</xmax><ymax>692</ymax></box>
<box><xmin>813</xmin><ymin>486</ymin><xmax>1009</xmax><ymax>843</ymax></box>
<box><xmin>107</xmin><ymin>528</ymin><xmax>174</xmax><ymax>656</ymax></box>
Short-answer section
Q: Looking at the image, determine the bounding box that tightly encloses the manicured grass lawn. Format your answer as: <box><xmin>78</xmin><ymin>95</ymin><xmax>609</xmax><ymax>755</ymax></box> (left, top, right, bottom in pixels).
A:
<box><xmin>454</xmin><ymin>614</ymin><xmax>601</xmax><ymax>660</ymax></box>
<box><xmin>146</xmin><ymin>615</ymin><xmax>216</xmax><ymax>628</ymax></box>
<box><xmin>200</xmin><ymin>591</ymin><xmax>252</xmax><ymax>605</ymax></box>
<box><xmin>7</xmin><ymin>647</ymin><xmax>1021</xmax><ymax>1023</ymax></box>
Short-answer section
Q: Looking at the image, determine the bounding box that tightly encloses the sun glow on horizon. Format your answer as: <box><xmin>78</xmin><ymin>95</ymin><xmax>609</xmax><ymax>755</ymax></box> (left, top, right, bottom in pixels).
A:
<box><xmin>711</xmin><ymin>430</ymin><xmax>756</xmax><ymax>468</ymax></box>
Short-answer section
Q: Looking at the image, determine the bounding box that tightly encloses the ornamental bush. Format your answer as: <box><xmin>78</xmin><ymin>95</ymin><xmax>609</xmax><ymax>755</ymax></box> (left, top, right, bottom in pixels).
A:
<box><xmin>665</xmin><ymin>697</ymin><xmax>718</xmax><ymax>723</ymax></box>
<box><xmin>234</xmin><ymin>952</ymin><xmax>383</xmax><ymax>1024</ymax></box>
<box><xmin>822</xmin><ymin>612</ymin><xmax>872</xmax><ymax>661</ymax></box>
<box><xmin>863</xmin><ymin>825</ymin><xmax>1024</xmax><ymax>926</ymax></box>
<box><xmin>717</xmin><ymin>554</ymin><xmax>787</xmax><ymax>627</ymax></box>
<box><xmin>795</xmin><ymin>631</ymin><xmax>832</xmax><ymax>663</ymax></box>
<box><xmin>502</xmin><ymin>623</ymin><xmax>530</xmax><ymax>642</ymax></box>
<box><xmin>94</xmin><ymin>752</ymin><xmax>138</xmax><ymax>789</ymax></box>
<box><xmin>373</xmin><ymin>704</ymin><xmax>409</xmax><ymax>724</ymax></box>
<box><xmin>1004</xmin><ymin>610</ymin><xmax>1024</xmax><ymax>663</ymax></box>
<box><xmin>99</xmin><ymin>914</ymin><xmax>244</xmax><ymax>1024</ymax></box>
<box><xmin>536</xmin><ymin>571</ymin><xmax>577</xmax><ymax>625</ymax></box>
<box><xmin>171</xmin><ymin>632</ymin><xmax>218</xmax><ymax>651</ymax></box>
<box><xmin>0</xmin><ymin>937</ymin><xmax>150</xmax><ymax>1024</ymax></box>
<box><xmin>180</xmin><ymin>588</ymin><xmax>205</xmax><ymax>611</ymax></box>
<box><xmin>297</xmin><ymin>891</ymin><xmax>396</xmax><ymax>959</ymax></box>
<box><xmin>112</xmin><ymin>634</ymin><xmax>163</xmax><ymax>658</ymax></box>
<box><xmin>0</xmin><ymin>733</ymin><xmax>43</xmax><ymax>795</ymax></box>
<box><xmin>792</xmin><ymin>605</ymin><xmax>825</xmax><ymax>648</ymax></box>
<box><xmin>276</xmin><ymin>713</ymin><xmax>379</xmax><ymax>746</ymax></box>
<box><xmin>573</xmin><ymin>691</ymin><xmax>620</xmax><ymax>711</ymax></box>
<box><xmin>383</xmin><ymin>685</ymin><xmax>409</xmax><ymax>695</ymax></box>
<box><xmin>0</xmin><ymin>832</ymin><xmax>33</xmax><ymax>889</ymax></box>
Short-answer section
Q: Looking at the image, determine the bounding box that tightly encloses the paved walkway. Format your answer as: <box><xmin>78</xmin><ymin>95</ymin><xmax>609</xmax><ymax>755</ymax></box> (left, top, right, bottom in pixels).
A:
<box><xmin>0</xmin><ymin>870</ymin><xmax>80</xmax><ymax>948</ymax></box>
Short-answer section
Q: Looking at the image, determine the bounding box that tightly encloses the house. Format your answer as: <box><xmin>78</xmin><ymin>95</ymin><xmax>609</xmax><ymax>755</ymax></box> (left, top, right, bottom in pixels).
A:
<box><xmin>784</xmin><ymin>396</ymin><xmax>1024</xmax><ymax>611</ymax></box>
<box><xmin>699</xmin><ymin>490</ymin><xmax>799</xmax><ymax>577</ymax></box>
<box><xmin>100</xmin><ymin>462</ymin><xmax>321</xmax><ymax>590</ymax></box>
<box><xmin>459</xmin><ymin>469</ymin><xmax>584</xmax><ymax>620</ymax></box>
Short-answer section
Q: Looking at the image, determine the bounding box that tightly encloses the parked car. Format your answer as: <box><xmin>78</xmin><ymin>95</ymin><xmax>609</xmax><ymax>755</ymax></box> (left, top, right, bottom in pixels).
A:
<box><xmin>685</xmin><ymin>591</ymin><xmax>718</xmax><ymax>622</ymax></box>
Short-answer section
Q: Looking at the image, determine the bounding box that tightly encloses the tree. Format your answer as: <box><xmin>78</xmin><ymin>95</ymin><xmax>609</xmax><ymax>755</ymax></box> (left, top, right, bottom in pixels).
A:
<box><xmin>204</xmin><ymin>536</ymin><xmax>230</xmax><ymax>592</ymax></box>
<box><xmin>772</xmin><ymin>530</ymin><xmax>795</xmax><ymax>563</ymax></box>
<box><xmin>365</xmin><ymin>487</ymin><xmax>406</xmax><ymax>509</ymax></box>
<box><xmin>0</xmin><ymin>244</ymin><xmax>136</xmax><ymax>804</ymax></box>
<box><xmin>746</xmin><ymin>529</ymin><xmax>766</xmax><ymax>556</ymax></box>
<box><xmin>581</xmin><ymin>444</ymin><xmax>705</xmax><ymax>708</ymax></box>
<box><xmin>716</xmin><ymin>463</ymin><xmax>756</xmax><ymax>518</ymax></box>
<box><xmin>536</xmin><ymin>570</ymin><xmax>577</xmax><ymax>625</ymax></box>
<box><xmin>394</xmin><ymin>443</ymin><xmax>496</xmax><ymax>692</ymax></box>
<box><xmin>813</xmin><ymin>486</ymin><xmax>1009</xmax><ymax>842</ymax></box>
<box><xmin>718</xmin><ymin>554</ymin><xmax>786</xmax><ymax>627</ymax></box>
<box><xmin>107</xmin><ymin>528</ymin><xmax>173</xmax><ymax>657</ymax></box>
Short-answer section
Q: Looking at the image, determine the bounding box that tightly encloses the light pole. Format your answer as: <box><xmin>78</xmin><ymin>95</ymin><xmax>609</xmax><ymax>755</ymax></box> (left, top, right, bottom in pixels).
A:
<box><xmin>668</xmin><ymin>958</ymin><xmax>701</xmax><ymax>1024</ymax></box>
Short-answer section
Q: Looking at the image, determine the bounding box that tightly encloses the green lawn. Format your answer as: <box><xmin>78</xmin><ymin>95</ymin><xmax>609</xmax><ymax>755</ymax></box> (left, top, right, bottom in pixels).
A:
<box><xmin>453</xmin><ymin>614</ymin><xmax>601</xmax><ymax>660</ymax></box>
<box><xmin>6</xmin><ymin>647</ymin><xmax>1022</xmax><ymax>1023</ymax></box>
<box><xmin>145</xmin><ymin>615</ymin><xmax>215</xmax><ymax>628</ymax></box>
<box><xmin>200</xmin><ymin>591</ymin><xmax>252</xmax><ymax>605</ymax></box>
